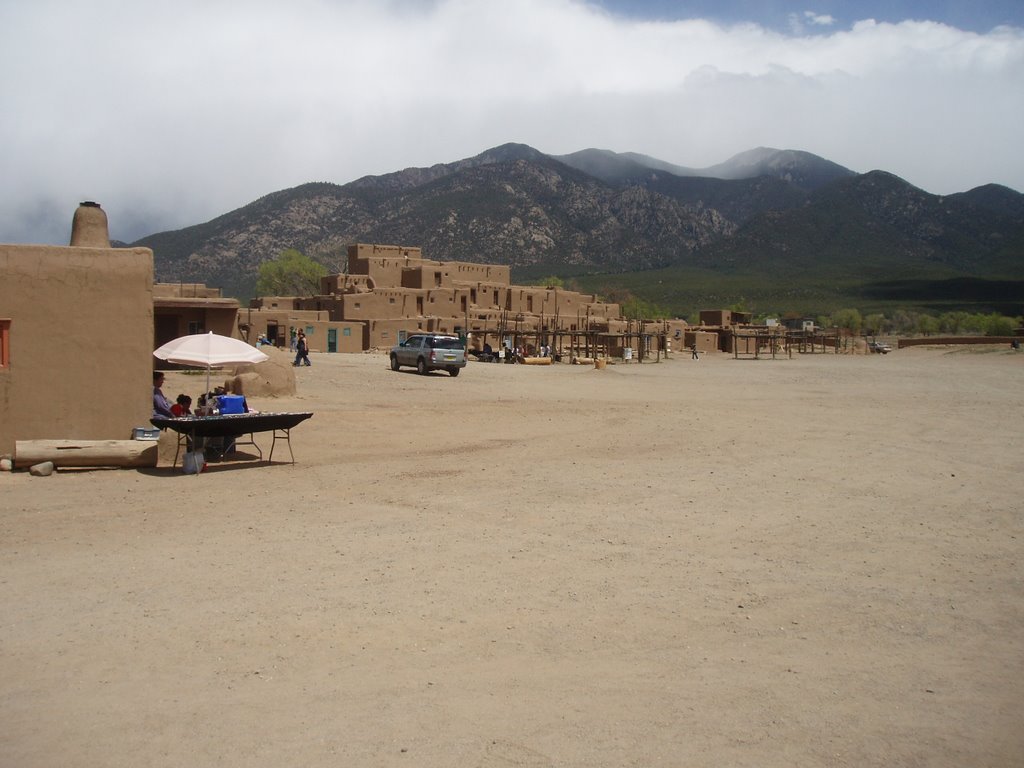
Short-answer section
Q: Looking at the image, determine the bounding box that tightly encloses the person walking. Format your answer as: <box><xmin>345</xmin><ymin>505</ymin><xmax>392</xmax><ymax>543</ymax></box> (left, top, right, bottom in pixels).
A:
<box><xmin>691</xmin><ymin>343</ymin><xmax>699</xmax><ymax>360</ymax></box>
<box><xmin>293</xmin><ymin>330</ymin><xmax>311</xmax><ymax>366</ymax></box>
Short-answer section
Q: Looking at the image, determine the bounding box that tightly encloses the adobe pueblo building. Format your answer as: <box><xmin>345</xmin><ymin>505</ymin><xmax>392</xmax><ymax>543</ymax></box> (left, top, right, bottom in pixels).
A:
<box><xmin>0</xmin><ymin>203</ymin><xmax>155</xmax><ymax>457</ymax></box>
<box><xmin>244</xmin><ymin>243</ymin><xmax>699</xmax><ymax>359</ymax></box>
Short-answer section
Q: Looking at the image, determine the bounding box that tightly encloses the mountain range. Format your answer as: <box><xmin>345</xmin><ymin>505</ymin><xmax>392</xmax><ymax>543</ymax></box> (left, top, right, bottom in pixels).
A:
<box><xmin>134</xmin><ymin>144</ymin><xmax>1024</xmax><ymax>315</ymax></box>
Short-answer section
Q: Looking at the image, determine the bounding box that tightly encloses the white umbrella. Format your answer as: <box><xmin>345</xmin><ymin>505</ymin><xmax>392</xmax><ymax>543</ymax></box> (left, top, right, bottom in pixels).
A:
<box><xmin>154</xmin><ymin>331</ymin><xmax>269</xmax><ymax>395</ymax></box>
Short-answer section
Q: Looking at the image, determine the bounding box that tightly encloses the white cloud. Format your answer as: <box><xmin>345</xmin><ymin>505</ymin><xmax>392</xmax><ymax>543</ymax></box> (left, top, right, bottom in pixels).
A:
<box><xmin>789</xmin><ymin>10</ymin><xmax>836</xmax><ymax>33</ymax></box>
<box><xmin>0</xmin><ymin>0</ymin><xmax>1022</xmax><ymax>244</ymax></box>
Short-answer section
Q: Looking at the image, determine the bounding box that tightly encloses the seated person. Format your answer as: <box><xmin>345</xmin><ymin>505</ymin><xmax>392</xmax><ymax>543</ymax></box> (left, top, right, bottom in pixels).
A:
<box><xmin>152</xmin><ymin>372</ymin><xmax>174</xmax><ymax>417</ymax></box>
<box><xmin>170</xmin><ymin>394</ymin><xmax>192</xmax><ymax>417</ymax></box>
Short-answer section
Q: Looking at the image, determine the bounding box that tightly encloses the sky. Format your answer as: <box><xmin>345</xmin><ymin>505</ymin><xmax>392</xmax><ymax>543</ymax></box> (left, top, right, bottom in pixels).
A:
<box><xmin>1</xmin><ymin>0</ymin><xmax>1022</xmax><ymax>246</ymax></box>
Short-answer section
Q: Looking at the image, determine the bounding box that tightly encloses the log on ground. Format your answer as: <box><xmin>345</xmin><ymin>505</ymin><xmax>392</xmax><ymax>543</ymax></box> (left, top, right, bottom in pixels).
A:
<box><xmin>15</xmin><ymin>440</ymin><xmax>159</xmax><ymax>469</ymax></box>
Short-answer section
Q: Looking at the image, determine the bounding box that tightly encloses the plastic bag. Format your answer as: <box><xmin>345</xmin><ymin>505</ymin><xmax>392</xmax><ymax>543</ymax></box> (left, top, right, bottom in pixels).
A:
<box><xmin>183</xmin><ymin>450</ymin><xmax>206</xmax><ymax>474</ymax></box>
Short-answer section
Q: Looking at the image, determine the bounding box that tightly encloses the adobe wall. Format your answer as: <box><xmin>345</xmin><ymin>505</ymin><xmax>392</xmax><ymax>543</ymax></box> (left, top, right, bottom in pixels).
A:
<box><xmin>398</xmin><ymin>260</ymin><xmax>511</xmax><ymax>291</ymax></box>
<box><xmin>700</xmin><ymin>309</ymin><xmax>753</xmax><ymax>326</ymax></box>
<box><xmin>896</xmin><ymin>336</ymin><xmax>1020</xmax><ymax>348</ymax></box>
<box><xmin>401</xmin><ymin>262</ymin><xmax>447</xmax><ymax>290</ymax></box>
<box><xmin>0</xmin><ymin>243</ymin><xmax>154</xmax><ymax>456</ymax></box>
<box><xmin>237</xmin><ymin>308</ymin><xmax>331</xmax><ymax>348</ymax></box>
<box><xmin>320</xmin><ymin>273</ymin><xmax>374</xmax><ymax>295</ymax></box>
<box><xmin>348</xmin><ymin>243</ymin><xmax>422</xmax><ymax>261</ymax></box>
<box><xmin>341</xmin><ymin>289</ymin><xmax>422</xmax><ymax>320</ymax></box>
<box><xmin>290</xmin><ymin>320</ymin><xmax>365</xmax><ymax>354</ymax></box>
<box><xmin>685</xmin><ymin>330</ymin><xmax>720</xmax><ymax>353</ymax></box>
<box><xmin>366</xmin><ymin>318</ymin><xmax>429</xmax><ymax>349</ymax></box>
<box><xmin>294</xmin><ymin>296</ymin><xmax>345</xmax><ymax>317</ymax></box>
<box><xmin>153</xmin><ymin>283</ymin><xmax>223</xmax><ymax>299</ymax></box>
<box><xmin>584</xmin><ymin>302</ymin><xmax>621</xmax><ymax>320</ymax></box>
<box><xmin>456</xmin><ymin>282</ymin><xmax>506</xmax><ymax>310</ymax></box>
<box><xmin>250</xmin><ymin>296</ymin><xmax>303</xmax><ymax>310</ymax></box>
<box><xmin>447</xmin><ymin>261</ymin><xmax>510</xmax><ymax>286</ymax></box>
<box><xmin>154</xmin><ymin>305</ymin><xmax>237</xmax><ymax>342</ymax></box>
<box><xmin>500</xmin><ymin>288</ymin><xmax>605</xmax><ymax>319</ymax></box>
<box><xmin>425</xmin><ymin>288</ymin><xmax>461</xmax><ymax>317</ymax></box>
<box><xmin>460</xmin><ymin>310</ymin><xmax>507</xmax><ymax>338</ymax></box>
<box><xmin>426</xmin><ymin>316</ymin><xmax>472</xmax><ymax>335</ymax></box>
<box><xmin>656</xmin><ymin>320</ymin><xmax>691</xmax><ymax>352</ymax></box>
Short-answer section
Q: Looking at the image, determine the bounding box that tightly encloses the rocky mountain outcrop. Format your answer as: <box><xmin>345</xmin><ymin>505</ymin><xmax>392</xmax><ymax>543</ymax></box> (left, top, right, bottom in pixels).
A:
<box><xmin>134</xmin><ymin>144</ymin><xmax>1024</xmax><ymax>300</ymax></box>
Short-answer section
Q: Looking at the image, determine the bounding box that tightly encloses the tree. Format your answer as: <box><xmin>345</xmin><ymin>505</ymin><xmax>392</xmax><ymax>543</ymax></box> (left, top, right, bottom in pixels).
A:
<box><xmin>599</xmin><ymin>286</ymin><xmax>635</xmax><ymax>305</ymax></box>
<box><xmin>832</xmin><ymin>308</ymin><xmax>863</xmax><ymax>334</ymax></box>
<box><xmin>621</xmin><ymin>296</ymin><xmax>668</xmax><ymax>321</ymax></box>
<box><xmin>533</xmin><ymin>275</ymin><xmax>564</xmax><ymax>288</ymax></box>
<box><xmin>982</xmin><ymin>313</ymin><xmax>1016</xmax><ymax>336</ymax></box>
<box><xmin>864</xmin><ymin>313</ymin><xmax>889</xmax><ymax>335</ymax></box>
<box><xmin>938</xmin><ymin>311</ymin><xmax>971</xmax><ymax>334</ymax></box>
<box><xmin>890</xmin><ymin>310</ymin><xmax>916</xmax><ymax>334</ymax></box>
<box><xmin>256</xmin><ymin>249</ymin><xmax>328</xmax><ymax>297</ymax></box>
<box><xmin>915</xmin><ymin>314</ymin><xmax>940</xmax><ymax>336</ymax></box>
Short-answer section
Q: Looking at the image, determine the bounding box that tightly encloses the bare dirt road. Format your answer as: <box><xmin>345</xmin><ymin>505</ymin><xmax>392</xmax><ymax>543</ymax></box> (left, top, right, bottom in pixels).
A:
<box><xmin>2</xmin><ymin>346</ymin><xmax>1022</xmax><ymax>767</ymax></box>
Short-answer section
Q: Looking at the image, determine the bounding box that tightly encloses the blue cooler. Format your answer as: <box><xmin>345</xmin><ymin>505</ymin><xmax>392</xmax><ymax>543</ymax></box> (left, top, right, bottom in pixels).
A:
<box><xmin>217</xmin><ymin>395</ymin><xmax>247</xmax><ymax>414</ymax></box>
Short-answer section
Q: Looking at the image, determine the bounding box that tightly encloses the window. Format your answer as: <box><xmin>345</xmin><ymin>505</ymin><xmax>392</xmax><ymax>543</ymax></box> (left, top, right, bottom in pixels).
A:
<box><xmin>188</xmin><ymin>321</ymin><xmax>204</xmax><ymax>335</ymax></box>
<box><xmin>429</xmin><ymin>336</ymin><xmax>462</xmax><ymax>350</ymax></box>
<box><xmin>0</xmin><ymin>319</ymin><xmax>10</xmax><ymax>369</ymax></box>
<box><xmin>342</xmin><ymin>328</ymin><xmax>351</xmax><ymax>337</ymax></box>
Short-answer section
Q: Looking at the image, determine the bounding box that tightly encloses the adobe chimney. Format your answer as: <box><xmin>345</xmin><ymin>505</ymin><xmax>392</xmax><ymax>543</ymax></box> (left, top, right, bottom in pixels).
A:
<box><xmin>69</xmin><ymin>201</ymin><xmax>110</xmax><ymax>247</ymax></box>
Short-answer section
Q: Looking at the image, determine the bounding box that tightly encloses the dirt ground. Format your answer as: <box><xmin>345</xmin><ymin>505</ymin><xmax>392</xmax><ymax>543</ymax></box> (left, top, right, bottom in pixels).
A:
<box><xmin>2</xmin><ymin>346</ymin><xmax>1022</xmax><ymax>767</ymax></box>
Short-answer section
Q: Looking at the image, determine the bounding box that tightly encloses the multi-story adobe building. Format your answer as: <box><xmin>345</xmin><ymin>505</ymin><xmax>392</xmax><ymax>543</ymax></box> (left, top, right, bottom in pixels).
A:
<box><xmin>246</xmin><ymin>243</ymin><xmax>686</xmax><ymax>355</ymax></box>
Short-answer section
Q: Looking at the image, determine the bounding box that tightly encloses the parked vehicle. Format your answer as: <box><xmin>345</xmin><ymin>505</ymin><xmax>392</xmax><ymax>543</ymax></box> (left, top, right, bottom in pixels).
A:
<box><xmin>868</xmin><ymin>340</ymin><xmax>892</xmax><ymax>354</ymax></box>
<box><xmin>390</xmin><ymin>334</ymin><xmax>467</xmax><ymax>376</ymax></box>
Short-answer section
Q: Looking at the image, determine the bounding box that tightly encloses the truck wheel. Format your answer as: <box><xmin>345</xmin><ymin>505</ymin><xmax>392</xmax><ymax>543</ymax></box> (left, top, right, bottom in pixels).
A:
<box><xmin>390</xmin><ymin>354</ymin><xmax>400</xmax><ymax>371</ymax></box>
<box><xmin>448</xmin><ymin>366</ymin><xmax>460</xmax><ymax>377</ymax></box>
<box><xmin>417</xmin><ymin>358</ymin><xmax>428</xmax><ymax>375</ymax></box>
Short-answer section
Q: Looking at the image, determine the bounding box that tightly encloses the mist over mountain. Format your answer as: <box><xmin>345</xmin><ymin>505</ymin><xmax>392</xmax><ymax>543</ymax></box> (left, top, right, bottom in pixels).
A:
<box><xmin>134</xmin><ymin>144</ymin><xmax>1024</xmax><ymax>311</ymax></box>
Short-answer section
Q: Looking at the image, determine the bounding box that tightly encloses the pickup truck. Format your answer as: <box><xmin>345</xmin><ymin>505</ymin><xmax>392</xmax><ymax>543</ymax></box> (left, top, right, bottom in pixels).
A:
<box><xmin>390</xmin><ymin>334</ymin><xmax>467</xmax><ymax>376</ymax></box>
<box><xmin>868</xmin><ymin>340</ymin><xmax>893</xmax><ymax>354</ymax></box>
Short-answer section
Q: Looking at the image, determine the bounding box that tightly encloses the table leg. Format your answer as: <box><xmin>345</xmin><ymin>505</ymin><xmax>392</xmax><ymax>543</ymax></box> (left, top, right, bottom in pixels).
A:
<box><xmin>268</xmin><ymin>428</ymin><xmax>295</xmax><ymax>464</ymax></box>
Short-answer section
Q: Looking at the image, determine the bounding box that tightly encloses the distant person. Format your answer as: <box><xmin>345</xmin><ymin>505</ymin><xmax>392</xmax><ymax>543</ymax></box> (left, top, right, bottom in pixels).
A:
<box><xmin>170</xmin><ymin>394</ymin><xmax>192</xmax><ymax>417</ymax></box>
<box><xmin>293</xmin><ymin>330</ymin><xmax>311</xmax><ymax>366</ymax></box>
<box><xmin>152</xmin><ymin>372</ymin><xmax>174</xmax><ymax>417</ymax></box>
<box><xmin>691</xmin><ymin>343</ymin><xmax>699</xmax><ymax>360</ymax></box>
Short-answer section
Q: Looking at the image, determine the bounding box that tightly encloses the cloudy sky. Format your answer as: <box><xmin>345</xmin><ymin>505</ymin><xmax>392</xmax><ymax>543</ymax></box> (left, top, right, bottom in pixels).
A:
<box><xmin>2</xmin><ymin>0</ymin><xmax>1022</xmax><ymax>245</ymax></box>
